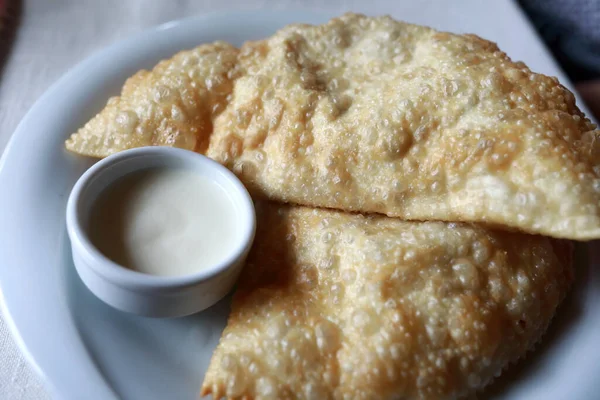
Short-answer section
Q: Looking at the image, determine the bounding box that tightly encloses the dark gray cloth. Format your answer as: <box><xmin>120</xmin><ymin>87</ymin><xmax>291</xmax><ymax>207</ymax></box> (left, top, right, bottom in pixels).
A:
<box><xmin>520</xmin><ymin>0</ymin><xmax>600</xmax><ymax>81</ymax></box>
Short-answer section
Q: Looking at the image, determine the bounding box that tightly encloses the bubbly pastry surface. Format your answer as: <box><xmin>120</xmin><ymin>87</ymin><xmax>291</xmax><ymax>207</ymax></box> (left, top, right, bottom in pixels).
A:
<box><xmin>208</xmin><ymin>14</ymin><xmax>600</xmax><ymax>239</ymax></box>
<box><xmin>65</xmin><ymin>41</ymin><xmax>239</xmax><ymax>156</ymax></box>
<box><xmin>201</xmin><ymin>203</ymin><xmax>573</xmax><ymax>400</ymax></box>
<box><xmin>65</xmin><ymin>13</ymin><xmax>600</xmax><ymax>239</ymax></box>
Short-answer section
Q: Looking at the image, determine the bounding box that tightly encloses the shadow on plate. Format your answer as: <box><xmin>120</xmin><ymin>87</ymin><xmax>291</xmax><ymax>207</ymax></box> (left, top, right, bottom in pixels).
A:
<box><xmin>482</xmin><ymin>242</ymin><xmax>595</xmax><ymax>398</ymax></box>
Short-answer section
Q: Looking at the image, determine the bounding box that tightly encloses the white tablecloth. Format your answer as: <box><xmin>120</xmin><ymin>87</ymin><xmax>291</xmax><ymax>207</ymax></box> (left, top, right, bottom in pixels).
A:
<box><xmin>0</xmin><ymin>1</ymin><xmax>563</xmax><ymax>399</ymax></box>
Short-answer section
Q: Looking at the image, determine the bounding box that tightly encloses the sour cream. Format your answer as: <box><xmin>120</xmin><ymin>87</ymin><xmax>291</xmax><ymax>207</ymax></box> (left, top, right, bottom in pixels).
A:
<box><xmin>89</xmin><ymin>168</ymin><xmax>239</xmax><ymax>277</ymax></box>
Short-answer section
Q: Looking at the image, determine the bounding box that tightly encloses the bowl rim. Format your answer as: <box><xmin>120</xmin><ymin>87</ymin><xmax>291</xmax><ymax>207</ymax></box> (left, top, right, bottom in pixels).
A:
<box><xmin>66</xmin><ymin>146</ymin><xmax>256</xmax><ymax>292</ymax></box>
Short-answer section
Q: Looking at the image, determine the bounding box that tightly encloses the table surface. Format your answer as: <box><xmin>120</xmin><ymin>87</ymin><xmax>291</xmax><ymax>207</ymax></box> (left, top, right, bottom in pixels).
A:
<box><xmin>0</xmin><ymin>0</ymin><xmax>580</xmax><ymax>399</ymax></box>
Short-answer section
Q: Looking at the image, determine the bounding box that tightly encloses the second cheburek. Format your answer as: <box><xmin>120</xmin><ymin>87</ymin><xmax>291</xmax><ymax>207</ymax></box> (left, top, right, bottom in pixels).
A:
<box><xmin>201</xmin><ymin>203</ymin><xmax>573</xmax><ymax>400</ymax></box>
<box><xmin>66</xmin><ymin>13</ymin><xmax>600</xmax><ymax>240</ymax></box>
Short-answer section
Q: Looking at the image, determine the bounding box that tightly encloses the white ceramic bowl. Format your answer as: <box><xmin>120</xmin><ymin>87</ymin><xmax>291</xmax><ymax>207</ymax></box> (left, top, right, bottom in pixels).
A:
<box><xmin>65</xmin><ymin>146</ymin><xmax>256</xmax><ymax>318</ymax></box>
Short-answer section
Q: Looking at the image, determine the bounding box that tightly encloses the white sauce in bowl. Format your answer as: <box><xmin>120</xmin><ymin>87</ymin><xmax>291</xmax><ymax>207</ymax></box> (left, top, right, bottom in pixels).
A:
<box><xmin>89</xmin><ymin>168</ymin><xmax>238</xmax><ymax>277</ymax></box>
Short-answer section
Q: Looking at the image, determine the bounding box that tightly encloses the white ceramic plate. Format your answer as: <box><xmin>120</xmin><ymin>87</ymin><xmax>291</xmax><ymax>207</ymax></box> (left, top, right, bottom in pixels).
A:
<box><xmin>1</xmin><ymin>9</ymin><xmax>599</xmax><ymax>400</ymax></box>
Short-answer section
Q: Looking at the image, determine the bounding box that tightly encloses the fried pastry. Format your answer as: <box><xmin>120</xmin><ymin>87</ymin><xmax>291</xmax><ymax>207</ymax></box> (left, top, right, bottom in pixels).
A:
<box><xmin>65</xmin><ymin>14</ymin><xmax>600</xmax><ymax>239</ymax></box>
<box><xmin>201</xmin><ymin>203</ymin><xmax>573</xmax><ymax>400</ymax></box>
<box><xmin>65</xmin><ymin>41</ymin><xmax>239</xmax><ymax>157</ymax></box>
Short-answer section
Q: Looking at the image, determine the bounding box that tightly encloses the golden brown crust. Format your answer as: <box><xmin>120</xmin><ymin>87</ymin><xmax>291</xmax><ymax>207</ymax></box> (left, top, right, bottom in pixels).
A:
<box><xmin>201</xmin><ymin>203</ymin><xmax>573</xmax><ymax>400</ymax></box>
<box><xmin>65</xmin><ymin>41</ymin><xmax>239</xmax><ymax>157</ymax></box>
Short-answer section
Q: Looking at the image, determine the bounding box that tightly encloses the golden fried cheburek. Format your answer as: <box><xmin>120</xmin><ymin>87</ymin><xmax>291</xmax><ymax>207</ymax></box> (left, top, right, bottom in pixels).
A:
<box><xmin>65</xmin><ymin>42</ymin><xmax>239</xmax><ymax>157</ymax></box>
<box><xmin>66</xmin><ymin>13</ymin><xmax>600</xmax><ymax>239</ymax></box>
<box><xmin>207</xmin><ymin>14</ymin><xmax>600</xmax><ymax>240</ymax></box>
<box><xmin>201</xmin><ymin>204</ymin><xmax>573</xmax><ymax>400</ymax></box>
